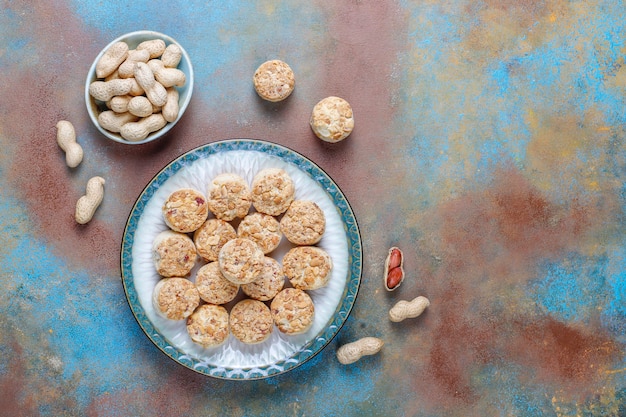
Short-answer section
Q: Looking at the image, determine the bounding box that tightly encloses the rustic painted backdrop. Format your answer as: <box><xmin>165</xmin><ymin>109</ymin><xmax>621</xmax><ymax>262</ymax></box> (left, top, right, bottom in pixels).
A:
<box><xmin>1</xmin><ymin>1</ymin><xmax>625</xmax><ymax>416</ymax></box>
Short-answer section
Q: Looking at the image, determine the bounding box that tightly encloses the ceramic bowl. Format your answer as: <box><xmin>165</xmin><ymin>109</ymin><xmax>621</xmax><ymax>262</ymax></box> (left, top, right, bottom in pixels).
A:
<box><xmin>121</xmin><ymin>140</ymin><xmax>363</xmax><ymax>379</ymax></box>
<box><xmin>85</xmin><ymin>30</ymin><xmax>193</xmax><ymax>145</ymax></box>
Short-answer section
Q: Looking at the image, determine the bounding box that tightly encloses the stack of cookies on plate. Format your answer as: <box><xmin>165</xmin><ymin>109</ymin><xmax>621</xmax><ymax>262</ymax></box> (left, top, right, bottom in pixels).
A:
<box><xmin>151</xmin><ymin>168</ymin><xmax>333</xmax><ymax>347</ymax></box>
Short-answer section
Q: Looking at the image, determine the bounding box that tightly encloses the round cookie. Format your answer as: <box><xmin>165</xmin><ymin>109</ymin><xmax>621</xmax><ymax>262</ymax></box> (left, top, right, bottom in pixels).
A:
<box><xmin>310</xmin><ymin>96</ymin><xmax>354</xmax><ymax>143</ymax></box>
<box><xmin>282</xmin><ymin>246</ymin><xmax>333</xmax><ymax>291</ymax></box>
<box><xmin>251</xmin><ymin>168</ymin><xmax>295</xmax><ymax>216</ymax></box>
<box><xmin>152</xmin><ymin>277</ymin><xmax>200</xmax><ymax>320</ymax></box>
<box><xmin>229</xmin><ymin>299</ymin><xmax>274</xmax><ymax>344</ymax></box>
<box><xmin>186</xmin><ymin>304</ymin><xmax>230</xmax><ymax>348</ymax></box>
<box><xmin>162</xmin><ymin>188</ymin><xmax>209</xmax><ymax>233</ymax></box>
<box><xmin>270</xmin><ymin>288</ymin><xmax>315</xmax><ymax>335</ymax></box>
<box><xmin>241</xmin><ymin>256</ymin><xmax>285</xmax><ymax>301</ymax></box>
<box><xmin>193</xmin><ymin>218</ymin><xmax>237</xmax><ymax>262</ymax></box>
<box><xmin>279</xmin><ymin>200</ymin><xmax>326</xmax><ymax>245</ymax></box>
<box><xmin>218</xmin><ymin>238</ymin><xmax>265</xmax><ymax>284</ymax></box>
<box><xmin>237</xmin><ymin>212</ymin><xmax>282</xmax><ymax>254</ymax></box>
<box><xmin>253</xmin><ymin>59</ymin><xmax>295</xmax><ymax>102</ymax></box>
<box><xmin>194</xmin><ymin>262</ymin><xmax>240</xmax><ymax>305</ymax></box>
<box><xmin>206</xmin><ymin>173</ymin><xmax>252</xmax><ymax>221</ymax></box>
<box><xmin>152</xmin><ymin>230</ymin><xmax>197</xmax><ymax>277</ymax></box>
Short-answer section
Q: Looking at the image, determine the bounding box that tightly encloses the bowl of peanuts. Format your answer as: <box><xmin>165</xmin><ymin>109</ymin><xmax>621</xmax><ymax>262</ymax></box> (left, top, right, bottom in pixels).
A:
<box><xmin>85</xmin><ymin>30</ymin><xmax>194</xmax><ymax>145</ymax></box>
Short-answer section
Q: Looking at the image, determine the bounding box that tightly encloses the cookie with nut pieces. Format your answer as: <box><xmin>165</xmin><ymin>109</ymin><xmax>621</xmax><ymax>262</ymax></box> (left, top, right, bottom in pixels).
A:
<box><xmin>152</xmin><ymin>277</ymin><xmax>200</xmax><ymax>321</ymax></box>
<box><xmin>194</xmin><ymin>262</ymin><xmax>240</xmax><ymax>305</ymax></box>
<box><xmin>253</xmin><ymin>59</ymin><xmax>295</xmax><ymax>102</ymax></box>
<box><xmin>186</xmin><ymin>304</ymin><xmax>230</xmax><ymax>348</ymax></box>
<box><xmin>152</xmin><ymin>230</ymin><xmax>197</xmax><ymax>278</ymax></box>
<box><xmin>310</xmin><ymin>96</ymin><xmax>354</xmax><ymax>143</ymax></box>
<box><xmin>237</xmin><ymin>212</ymin><xmax>283</xmax><ymax>254</ymax></box>
<box><xmin>193</xmin><ymin>218</ymin><xmax>237</xmax><ymax>262</ymax></box>
<box><xmin>251</xmin><ymin>168</ymin><xmax>296</xmax><ymax>216</ymax></box>
<box><xmin>282</xmin><ymin>246</ymin><xmax>333</xmax><ymax>291</ymax></box>
<box><xmin>162</xmin><ymin>188</ymin><xmax>209</xmax><ymax>233</ymax></box>
<box><xmin>271</xmin><ymin>288</ymin><xmax>315</xmax><ymax>335</ymax></box>
<box><xmin>241</xmin><ymin>256</ymin><xmax>285</xmax><ymax>302</ymax></box>
<box><xmin>206</xmin><ymin>173</ymin><xmax>252</xmax><ymax>221</ymax></box>
<box><xmin>280</xmin><ymin>200</ymin><xmax>326</xmax><ymax>245</ymax></box>
<box><xmin>218</xmin><ymin>238</ymin><xmax>265</xmax><ymax>285</ymax></box>
<box><xmin>230</xmin><ymin>299</ymin><xmax>274</xmax><ymax>344</ymax></box>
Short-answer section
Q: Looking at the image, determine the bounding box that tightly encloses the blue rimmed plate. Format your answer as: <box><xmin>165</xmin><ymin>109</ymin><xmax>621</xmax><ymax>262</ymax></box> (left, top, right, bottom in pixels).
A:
<box><xmin>121</xmin><ymin>139</ymin><xmax>362</xmax><ymax>379</ymax></box>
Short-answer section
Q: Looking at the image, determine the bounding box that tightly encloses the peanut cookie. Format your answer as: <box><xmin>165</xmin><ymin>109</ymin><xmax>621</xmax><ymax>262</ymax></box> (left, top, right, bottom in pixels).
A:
<box><xmin>152</xmin><ymin>230</ymin><xmax>197</xmax><ymax>277</ymax></box>
<box><xmin>282</xmin><ymin>246</ymin><xmax>333</xmax><ymax>291</ymax></box>
<box><xmin>251</xmin><ymin>168</ymin><xmax>295</xmax><ymax>216</ymax></box>
<box><xmin>241</xmin><ymin>256</ymin><xmax>285</xmax><ymax>301</ymax></box>
<box><xmin>206</xmin><ymin>173</ymin><xmax>252</xmax><ymax>221</ymax></box>
<box><xmin>152</xmin><ymin>277</ymin><xmax>200</xmax><ymax>320</ymax></box>
<box><xmin>218</xmin><ymin>238</ymin><xmax>265</xmax><ymax>284</ymax></box>
<box><xmin>310</xmin><ymin>96</ymin><xmax>354</xmax><ymax>142</ymax></box>
<box><xmin>230</xmin><ymin>299</ymin><xmax>274</xmax><ymax>344</ymax></box>
<box><xmin>193</xmin><ymin>218</ymin><xmax>237</xmax><ymax>262</ymax></box>
<box><xmin>279</xmin><ymin>200</ymin><xmax>326</xmax><ymax>245</ymax></box>
<box><xmin>162</xmin><ymin>188</ymin><xmax>209</xmax><ymax>233</ymax></box>
<box><xmin>253</xmin><ymin>59</ymin><xmax>295</xmax><ymax>102</ymax></box>
<box><xmin>270</xmin><ymin>288</ymin><xmax>315</xmax><ymax>335</ymax></box>
<box><xmin>186</xmin><ymin>304</ymin><xmax>230</xmax><ymax>348</ymax></box>
<box><xmin>194</xmin><ymin>262</ymin><xmax>240</xmax><ymax>305</ymax></box>
<box><xmin>237</xmin><ymin>212</ymin><xmax>282</xmax><ymax>254</ymax></box>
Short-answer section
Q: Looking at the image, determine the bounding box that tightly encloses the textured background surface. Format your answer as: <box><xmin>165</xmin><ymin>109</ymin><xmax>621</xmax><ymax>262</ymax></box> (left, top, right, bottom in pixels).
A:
<box><xmin>1</xmin><ymin>1</ymin><xmax>625</xmax><ymax>416</ymax></box>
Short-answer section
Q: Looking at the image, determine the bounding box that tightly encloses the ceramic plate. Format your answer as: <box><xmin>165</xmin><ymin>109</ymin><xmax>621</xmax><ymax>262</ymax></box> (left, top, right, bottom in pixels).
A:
<box><xmin>121</xmin><ymin>139</ymin><xmax>362</xmax><ymax>379</ymax></box>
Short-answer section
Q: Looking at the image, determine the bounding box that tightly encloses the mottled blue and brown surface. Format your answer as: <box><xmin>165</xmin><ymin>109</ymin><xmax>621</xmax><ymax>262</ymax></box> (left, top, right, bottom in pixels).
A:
<box><xmin>1</xmin><ymin>1</ymin><xmax>625</xmax><ymax>416</ymax></box>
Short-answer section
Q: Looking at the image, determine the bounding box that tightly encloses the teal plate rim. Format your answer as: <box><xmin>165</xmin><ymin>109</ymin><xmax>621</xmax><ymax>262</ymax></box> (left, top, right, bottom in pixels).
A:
<box><xmin>120</xmin><ymin>139</ymin><xmax>363</xmax><ymax>380</ymax></box>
